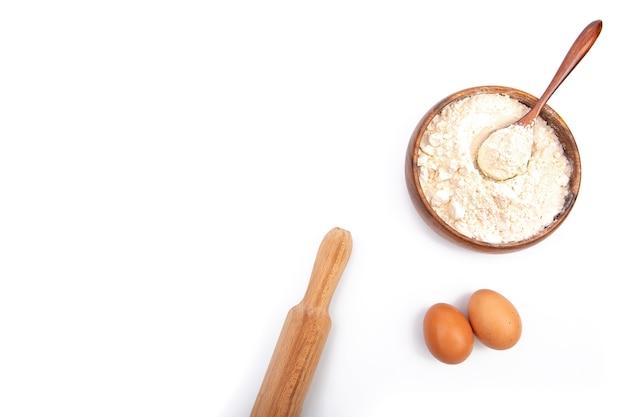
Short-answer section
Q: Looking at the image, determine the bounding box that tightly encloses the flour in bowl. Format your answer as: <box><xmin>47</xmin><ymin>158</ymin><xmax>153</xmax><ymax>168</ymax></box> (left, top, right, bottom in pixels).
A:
<box><xmin>417</xmin><ymin>93</ymin><xmax>572</xmax><ymax>244</ymax></box>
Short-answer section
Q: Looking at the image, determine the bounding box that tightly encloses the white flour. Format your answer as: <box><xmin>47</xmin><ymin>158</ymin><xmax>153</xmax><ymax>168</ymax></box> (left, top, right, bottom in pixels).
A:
<box><xmin>417</xmin><ymin>93</ymin><xmax>572</xmax><ymax>244</ymax></box>
<box><xmin>477</xmin><ymin>123</ymin><xmax>534</xmax><ymax>180</ymax></box>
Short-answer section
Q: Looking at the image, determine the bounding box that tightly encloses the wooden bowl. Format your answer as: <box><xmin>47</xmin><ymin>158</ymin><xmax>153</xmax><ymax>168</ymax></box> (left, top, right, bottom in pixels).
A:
<box><xmin>405</xmin><ymin>86</ymin><xmax>581</xmax><ymax>253</ymax></box>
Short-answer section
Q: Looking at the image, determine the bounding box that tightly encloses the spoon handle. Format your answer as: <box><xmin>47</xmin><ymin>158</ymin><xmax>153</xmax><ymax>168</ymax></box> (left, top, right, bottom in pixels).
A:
<box><xmin>517</xmin><ymin>20</ymin><xmax>602</xmax><ymax>126</ymax></box>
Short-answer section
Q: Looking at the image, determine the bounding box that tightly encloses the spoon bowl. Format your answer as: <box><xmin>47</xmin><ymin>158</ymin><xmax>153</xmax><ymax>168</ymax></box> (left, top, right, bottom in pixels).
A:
<box><xmin>476</xmin><ymin>20</ymin><xmax>602</xmax><ymax>181</ymax></box>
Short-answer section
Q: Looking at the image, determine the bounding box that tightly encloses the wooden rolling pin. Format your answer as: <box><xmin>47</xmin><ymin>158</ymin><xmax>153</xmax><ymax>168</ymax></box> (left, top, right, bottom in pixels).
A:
<box><xmin>250</xmin><ymin>227</ymin><xmax>353</xmax><ymax>417</ymax></box>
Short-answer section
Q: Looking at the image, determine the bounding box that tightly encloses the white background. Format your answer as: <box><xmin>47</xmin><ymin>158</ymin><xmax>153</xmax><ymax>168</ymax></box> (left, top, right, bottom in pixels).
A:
<box><xmin>1</xmin><ymin>1</ymin><xmax>624</xmax><ymax>416</ymax></box>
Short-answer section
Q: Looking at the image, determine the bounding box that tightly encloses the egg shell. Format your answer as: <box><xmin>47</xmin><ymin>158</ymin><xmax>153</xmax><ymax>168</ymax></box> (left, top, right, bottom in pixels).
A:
<box><xmin>467</xmin><ymin>289</ymin><xmax>522</xmax><ymax>350</ymax></box>
<box><xmin>423</xmin><ymin>303</ymin><xmax>474</xmax><ymax>364</ymax></box>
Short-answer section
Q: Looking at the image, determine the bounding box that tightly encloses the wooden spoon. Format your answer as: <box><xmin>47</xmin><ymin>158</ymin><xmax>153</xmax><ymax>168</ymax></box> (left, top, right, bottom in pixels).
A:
<box><xmin>477</xmin><ymin>20</ymin><xmax>602</xmax><ymax>180</ymax></box>
<box><xmin>250</xmin><ymin>227</ymin><xmax>352</xmax><ymax>417</ymax></box>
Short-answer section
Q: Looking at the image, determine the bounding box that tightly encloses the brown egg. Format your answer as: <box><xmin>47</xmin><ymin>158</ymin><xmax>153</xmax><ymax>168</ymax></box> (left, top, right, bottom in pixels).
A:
<box><xmin>423</xmin><ymin>303</ymin><xmax>474</xmax><ymax>364</ymax></box>
<box><xmin>468</xmin><ymin>289</ymin><xmax>522</xmax><ymax>350</ymax></box>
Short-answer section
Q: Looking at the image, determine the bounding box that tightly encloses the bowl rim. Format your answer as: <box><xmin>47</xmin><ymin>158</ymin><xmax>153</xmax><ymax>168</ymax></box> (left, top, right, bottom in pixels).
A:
<box><xmin>405</xmin><ymin>85</ymin><xmax>582</xmax><ymax>253</ymax></box>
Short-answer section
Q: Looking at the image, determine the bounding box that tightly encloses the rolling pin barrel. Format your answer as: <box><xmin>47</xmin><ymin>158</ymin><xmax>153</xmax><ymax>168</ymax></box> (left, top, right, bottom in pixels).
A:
<box><xmin>250</xmin><ymin>227</ymin><xmax>352</xmax><ymax>417</ymax></box>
